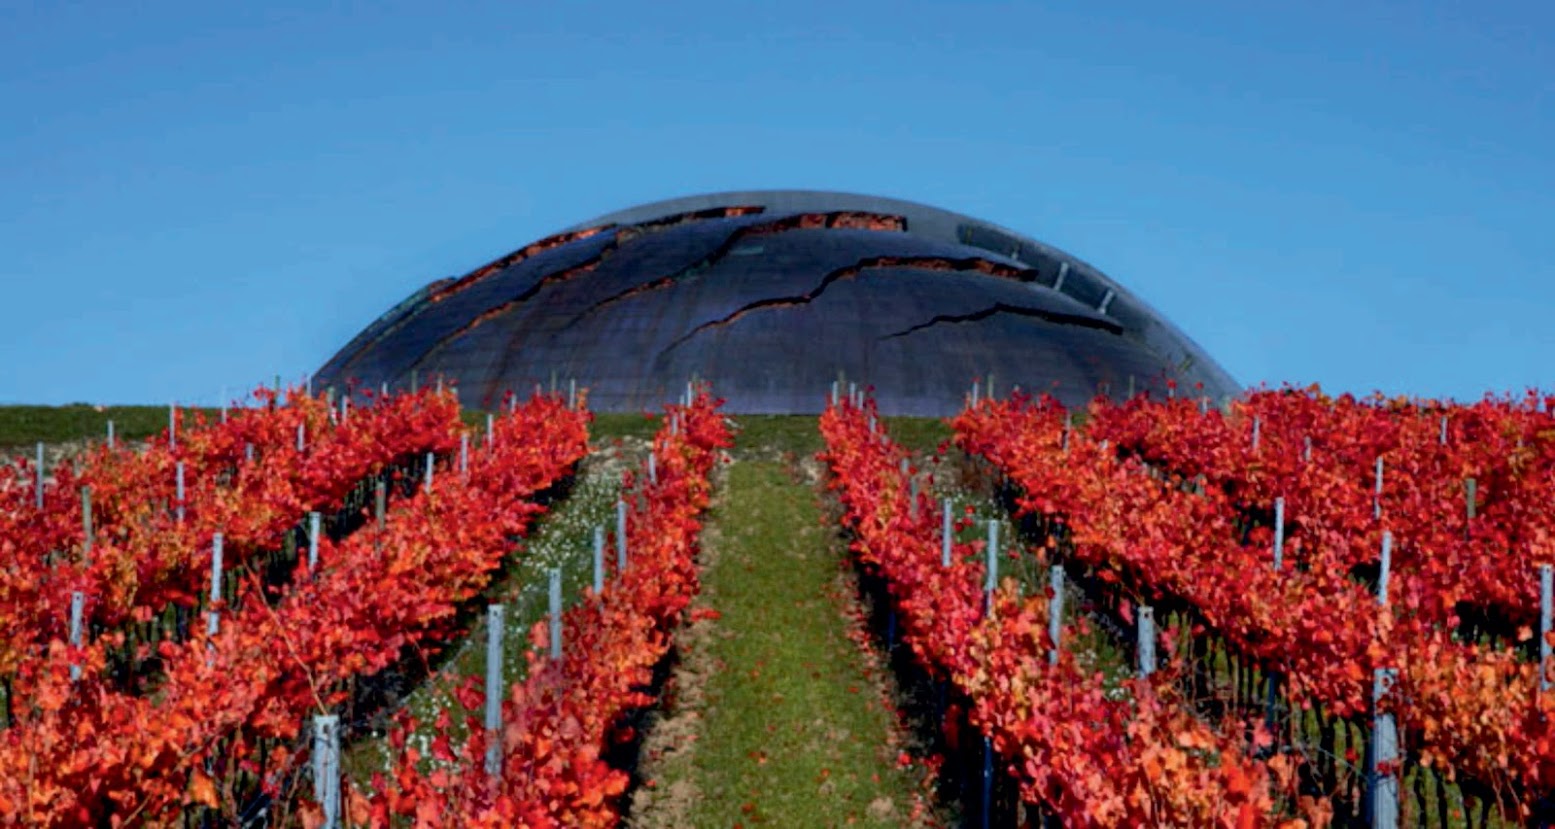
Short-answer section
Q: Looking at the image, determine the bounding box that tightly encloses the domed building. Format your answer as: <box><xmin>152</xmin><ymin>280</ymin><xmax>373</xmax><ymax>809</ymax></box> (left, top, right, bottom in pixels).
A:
<box><xmin>314</xmin><ymin>191</ymin><xmax>1237</xmax><ymax>415</ymax></box>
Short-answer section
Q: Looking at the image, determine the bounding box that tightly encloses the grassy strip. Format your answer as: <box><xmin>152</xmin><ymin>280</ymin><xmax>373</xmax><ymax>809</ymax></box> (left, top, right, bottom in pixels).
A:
<box><xmin>689</xmin><ymin>459</ymin><xmax>922</xmax><ymax>827</ymax></box>
<box><xmin>0</xmin><ymin>405</ymin><xmax>220</xmax><ymax>454</ymax></box>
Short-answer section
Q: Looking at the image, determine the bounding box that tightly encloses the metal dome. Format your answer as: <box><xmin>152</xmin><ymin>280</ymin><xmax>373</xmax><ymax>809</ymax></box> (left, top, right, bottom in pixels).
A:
<box><xmin>315</xmin><ymin>190</ymin><xmax>1238</xmax><ymax>415</ymax></box>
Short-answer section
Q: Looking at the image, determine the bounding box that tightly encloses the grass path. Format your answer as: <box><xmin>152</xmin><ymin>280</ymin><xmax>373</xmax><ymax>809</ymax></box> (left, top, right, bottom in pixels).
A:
<box><xmin>662</xmin><ymin>459</ymin><xmax>926</xmax><ymax>828</ymax></box>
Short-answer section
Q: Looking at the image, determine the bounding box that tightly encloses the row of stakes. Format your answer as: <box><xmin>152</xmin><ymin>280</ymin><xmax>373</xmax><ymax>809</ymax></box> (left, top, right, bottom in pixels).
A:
<box><xmin>838</xmin><ymin>376</ymin><xmax>1059</xmax><ymax>829</ymax></box>
<box><xmin>29</xmin><ymin>372</ymin><xmax>543</xmax><ymax>544</ymax></box>
<box><xmin>54</xmin><ymin>436</ymin><xmax>475</xmax><ymax>668</ymax></box>
<box><xmin>31</xmin><ymin>368</ymin><xmax>622</xmax><ymax>516</ymax></box>
<box><xmin>40</xmin><ymin>374</ymin><xmax>635</xmax><ymax>825</ymax></box>
<box><xmin>26</xmin><ymin>370</ymin><xmax>549</xmax><ymax>505</ymax></box>
<box><xmin>309</xmin><ymin>498</ymin><xmax>633</xmax><ymax>828</ymax></box>
<box><xmin>34</xmin><ymin>376</ymin><xmax>648</xmax><ymax>829</ymax></box>
<box><xmin>312</xmin><ymin>378</ymin><xmax>693</xmax><ymax>829</ymax></box>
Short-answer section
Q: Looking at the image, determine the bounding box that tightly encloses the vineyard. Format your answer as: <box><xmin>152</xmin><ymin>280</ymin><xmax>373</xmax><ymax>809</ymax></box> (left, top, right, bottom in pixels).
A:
<box><xmin>2</xmin><ymin>380</ymin><xmax>1551</xmax><ymax>826</ymax></box>
<box><xmin>824</xmin><ymin>384</ymin><xmax>1555</xmax><ymax>827</ymax></box>
<box><xmin>0</xmin><ymin>383</ymin><xmax>728</xmax><ymax>826</ymax></box>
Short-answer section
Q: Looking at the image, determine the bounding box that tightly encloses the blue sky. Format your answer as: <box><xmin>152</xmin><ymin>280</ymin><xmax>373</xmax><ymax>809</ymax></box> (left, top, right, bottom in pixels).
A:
<box><xmin>2</xmin><ymin>1</ymin><xmax>1550</xmax><ymax>405</ymax></box>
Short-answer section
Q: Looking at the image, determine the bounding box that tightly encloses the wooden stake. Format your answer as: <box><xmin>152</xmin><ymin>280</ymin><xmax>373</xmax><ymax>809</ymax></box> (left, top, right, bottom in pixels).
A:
<box><xmin>81</xmin><ymin>487</ymin><xmax>93</xmax><ymax>562</ymax></box>
<box><xmin>33</xmin><ymin>443</ymin><xmax>43</xmax><ymax>510</ymax></box>
<box><xmin>68</xmin><ymin>591</ymin><xmax>84</xmax><ymax>682</ymax></box>
<box><xmin>308</xmin><ymin>512</ymin><xmax>321</xmax><ymax>571</ymax></box>
<box><xmin>484</xmin><ymin>604</ymin><xmax>505</xmax><ymax>776</ymax></box>
<box><xmin>1138</xmin><ymin>606</ymin><xmax>1156</xmax><ymax>677</ymax></box>
<box><xmin>1048</xmin><ymin>565</ymin><xmax>1064</xmax><ymax>666</ymax></box>
<box><xmin>593</xmin><ymin>525</ymin><xmax>605</xmax><ymax>597</ymax></box>
<box><xmin>616</xmin><ymin>500</ymin><xmax>628</xmax><ymax>573</ymax></box>
<box><xmin>942</xmin><ymin>499</ymin><xmax>953</xmax><ymax>568</ymax></box>
<box><xmin>313</xmin><ymin>715</ymin><xmax>341</xmax><ymax>829</ymax></box>
<box><xmin>548</xmin><ymin>568</ymin><xmax>563</xmax><ymax>662</ymax></box>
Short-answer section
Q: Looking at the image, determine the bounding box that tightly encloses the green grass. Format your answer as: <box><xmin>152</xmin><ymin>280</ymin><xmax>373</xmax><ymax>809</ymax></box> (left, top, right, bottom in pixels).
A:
<box><xmin>689</xmin><ymin>460</ymin><xmax>921</xmax><ymax>827</ymax></box>
<box><xmin>880</xmin><ymin>416</ymin><xmax>954</xmax><ymax>454</ymax></box>
<box><xmin>730</xmin><ymin>415</ymin><xmax>950</xmax><ymax>457</ymax></box>
<box><xmin>730</xmin><ymin>415</ymin><xmax>828</xmax><ymax>456</ymax></box>
<box><xmin>0</xmin><ymin>405</ymin><xmax>220</xmax><ymax>455</ymax></box>
<box><xmin>590</xmin><ymin>412</ymin><xmax>666</xmax><ymax>443</ymax></box>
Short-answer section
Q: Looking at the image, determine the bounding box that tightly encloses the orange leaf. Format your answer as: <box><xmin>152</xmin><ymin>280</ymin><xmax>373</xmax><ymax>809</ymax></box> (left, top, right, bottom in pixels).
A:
<box><xmin>189</xmin><ymin>771</ymin><xmax>218</xmax><ymax>809</ymax></box>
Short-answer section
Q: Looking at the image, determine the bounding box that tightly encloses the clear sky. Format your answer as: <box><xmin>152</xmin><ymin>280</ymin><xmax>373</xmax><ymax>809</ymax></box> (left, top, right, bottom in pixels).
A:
<box><xmin>2</xmin><ymin>1</ymin><xmax>1550</xmax><ymax>405</ymax></box>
